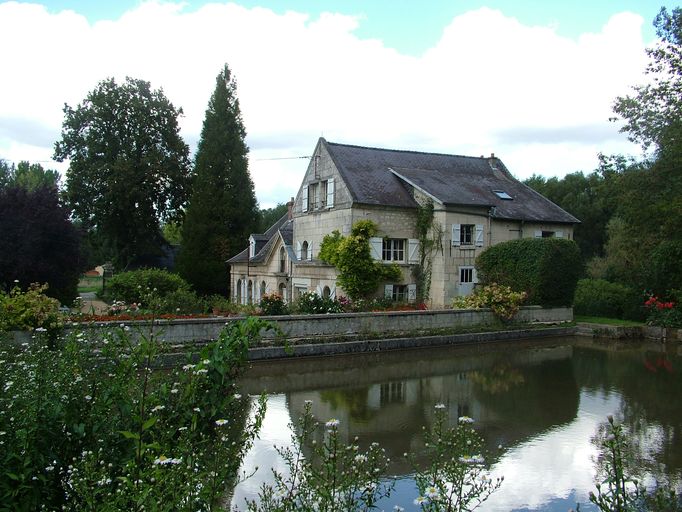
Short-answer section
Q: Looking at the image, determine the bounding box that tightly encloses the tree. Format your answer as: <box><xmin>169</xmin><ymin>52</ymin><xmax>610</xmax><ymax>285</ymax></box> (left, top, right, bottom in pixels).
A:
<box><xmin>176</xmin><ymin>65</ymin><xmax>259</xmax><ymax>295</ymax></box>
<box><xmin>319</xmin><ymin>220</ymin><xmax>401</xmax><ymax>300</ymax></box>
<box><xmin>612</xmin><ymin>7</ymin><xmax>682</xmax><ymax>153</ymax></box>
<box><xmin>0</xmin><ymin>185</ymin><xmax>80</xmax><ymax>304</ymax></box>
<box><xmin>259</xmin><ymin>202</ymin><xmax>288</xmax><ymax>232</ymax></box>
<box><xmin>0</xmin><ymin>160</ymin><xmax>60</xmax><ymax>191</ymax></box>
<box><xmin>54</xmin><ymin>77</ymin><xmax>192</xmax><ymax>270</ymax></box>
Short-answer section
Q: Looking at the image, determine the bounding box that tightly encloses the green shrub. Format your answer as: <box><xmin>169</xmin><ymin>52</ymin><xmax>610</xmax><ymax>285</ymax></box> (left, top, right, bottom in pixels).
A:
<box><xmin>105</xmin><ymin>268</ymin><xmax>192</xmax><ymax>305</ymax></box>
<box><xmin>154</xmin><ymin>288</ymin><xmax>206</xmax><ymax>314</ymax></box>
<box><xmin>259</xmin><ymin>292</ymin><xmax>288</xmax><ymax>316</ymax></box>
<box><xmin>574</xmin><ymin>279</ymin><xmax>644</xmax><ymax>320</ymax></box>
<box><xmin>476</xmin><ymin>238</ymin><xmax>582</xmax><ymax>307</ymax></box>
<box><xmin>291</xmin><ymin>291</ymin><xmax>342</xmax><ymax>315</ymax></box>
<box><xmin>0</xmin><ymin>283</ymin><xmax>63</xmax><ymax>332</ymax></box>
<box><xmin>452</xmin><ymin>283</ymin><xmax>527</xmax><ymax>320</ymax></box>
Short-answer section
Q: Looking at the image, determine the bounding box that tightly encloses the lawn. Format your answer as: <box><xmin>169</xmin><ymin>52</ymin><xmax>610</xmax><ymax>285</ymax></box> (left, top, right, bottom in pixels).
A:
<box><xmin>574</xmin><ymin>315</ymin><xmax>644</xmax><ymax>327</ymax></box>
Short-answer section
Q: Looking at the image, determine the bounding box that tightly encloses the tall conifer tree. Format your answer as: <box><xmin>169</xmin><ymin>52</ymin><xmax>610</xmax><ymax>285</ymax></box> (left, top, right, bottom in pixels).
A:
<box><xmin>176</xmin><ymin>64</ymin><xmax>258</xmax><ymax>295</ymax></box>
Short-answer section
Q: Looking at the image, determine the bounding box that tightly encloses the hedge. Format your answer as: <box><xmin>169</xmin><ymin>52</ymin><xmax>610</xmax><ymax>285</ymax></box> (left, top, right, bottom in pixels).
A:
<box><xmin>476</xmin><ymin>238</ymin><xmax>582</xmax><ymax>307</ymax></box>
<box><xmin>573</xmin><ymin>279</ymin><xmax>645</xmax><ymax>321</ymax></box>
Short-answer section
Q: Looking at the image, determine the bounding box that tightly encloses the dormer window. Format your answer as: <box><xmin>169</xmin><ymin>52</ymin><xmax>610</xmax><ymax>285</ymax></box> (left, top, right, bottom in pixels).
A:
<box><xmin>493</xmin><ymin>190</ymin><xmax>512</xmax><ymax>200</ymax></box>
<box><xmin>248</xmin><ymin>236</ymin><xmax>256</xmax><ymax>257</ymax></box>
<box><xmin>301</xmin><ymin>178</ymin><xmax>335</xmax><ymax>212</ymax></box>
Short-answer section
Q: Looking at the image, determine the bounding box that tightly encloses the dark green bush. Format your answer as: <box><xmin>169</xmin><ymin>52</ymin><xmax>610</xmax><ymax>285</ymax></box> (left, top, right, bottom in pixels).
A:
<box><xmin>154</xmin><ymin>288</ymin><xmax>206</xmax><ymax>315</ymax></box>
<box><xmin>291</xmin><ymin>291</ymin><xmax>342</xmax><ymax>314</ymax></box>
<box><xmin>647</xmin><ymin>240</ymin><xmax>682</xmax><ymax>298</ymax></box>
<box><xmin>260</xmin><ymin>292</ymin><xmax>288</xmax><ymax>316</ymax></box>
<box><xmin>105</xmin><ymin>268</ymin><xmax>192</xmax><ymax>305</ymax></box>
<box><xmin>476</xmin><ymin>238</ymin><xmax>582</xmax><ymax>307</ymax></box>
<box><xmin>573</xmin><ymin>279</ymin><xmax>644</xmax><ymax>320</ymax></box>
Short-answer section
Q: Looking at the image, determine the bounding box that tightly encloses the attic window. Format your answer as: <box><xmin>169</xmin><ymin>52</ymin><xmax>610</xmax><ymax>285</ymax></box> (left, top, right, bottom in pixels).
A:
<box><xmin>493</xmin><ymin>190</ymin><xmax>512</xmax><ymax>200</ymax></box>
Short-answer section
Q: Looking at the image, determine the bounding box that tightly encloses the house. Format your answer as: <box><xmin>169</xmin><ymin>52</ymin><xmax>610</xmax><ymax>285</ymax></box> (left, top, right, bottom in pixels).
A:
<box><xmin>228</xmin><ymin>138</ymin><xmax>579</xmax><ymax>308</ymax></box>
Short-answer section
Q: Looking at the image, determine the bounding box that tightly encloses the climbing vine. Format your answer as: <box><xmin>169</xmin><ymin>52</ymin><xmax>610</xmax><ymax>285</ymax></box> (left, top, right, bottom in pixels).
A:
<box><xmin>412</xmin><ymin>200</ymin><xmax>443</xmax><ymax>303</ymax></box>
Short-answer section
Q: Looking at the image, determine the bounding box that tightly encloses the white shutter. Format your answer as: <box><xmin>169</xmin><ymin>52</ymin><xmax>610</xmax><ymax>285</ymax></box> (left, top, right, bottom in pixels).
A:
<box><xmin>534</xmin><ymin>230</ymin><xmax>542</xmax><ymax>238</ymax></box>
<box><xmin>316</xmin><ymin>284</ymin><xmax>323</xmax><ymax>296</ymax></box>
<box><xmin>408</xmin><ymin>239</ymin><xmax>419</xmax><ymax>264</ymax></box>
<box><xmin>308</xmin><ymin>241</ymin><xmax>313</xmax><ymax>261</ymax></box>
<box><xmin>330</xmin><ymin>286</ymin><xmax>336</xmax><ymax>299</ymax></box>
<box><xmin>475</xmin><ymin>224</ymin><xmax>484</xmax><ymax>247</ymax></box>
<box><xmin>302</xmin><ymin>186</ymin><xmax>308</xmax><ymax>213</ymax></box>
<box><xmin>241</xmin><ymin>279</ymin><xmax>247</xmax><ymax>305</ymax></box>
<box><xmin>370</xmin><ymin>237</ymin><xmax>383</xmax><ymax>260</ymax></box>
<box><xmin>326</xmin><ymin>178</ymin><xmax>335</xmax><ymax>208</ymax></box>
<box><xmin>556</xmin><ymin>231</ymin><xmax>564</xmax><ymax>239</ymax></box>
<box><xmin>452</xmin><ymin>224</ymin><xmax>461</xmax><ymax>247</ymax></box>
<box><xmin>384</xmin><ymin>284</ymin><xmax>393</xmax><ymax>298</ymax></box>
<box><xmin>407</xmin><ymin>284</ymin><xmax>417</xmax><ymax>302</ymax></box>
<box><xmin>296</xmin><ymin>241</ymin><xmax>302</xmax><ymax>260</ymax></box>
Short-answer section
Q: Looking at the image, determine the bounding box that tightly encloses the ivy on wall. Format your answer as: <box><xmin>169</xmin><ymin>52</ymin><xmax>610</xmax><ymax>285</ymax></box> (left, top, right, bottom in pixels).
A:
<box><xmin>412</xmin><ymin>200</ymin><xmax>443</xmax><ymax>304</ymax></box>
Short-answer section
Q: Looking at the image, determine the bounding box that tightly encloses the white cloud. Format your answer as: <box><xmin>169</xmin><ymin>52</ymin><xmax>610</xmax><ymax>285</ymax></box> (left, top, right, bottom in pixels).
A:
<box><xmin>0</xmin><ymin>1</ymin><xmax>649</xmax><ymax>207</ymax></box>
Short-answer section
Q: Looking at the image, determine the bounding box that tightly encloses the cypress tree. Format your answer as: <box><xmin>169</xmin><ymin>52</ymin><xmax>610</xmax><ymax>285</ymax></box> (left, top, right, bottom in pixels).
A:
<box><xmin>176</xmin><ymin>64</ymin><xmax>258</xmax><ymax>295</ymax></box>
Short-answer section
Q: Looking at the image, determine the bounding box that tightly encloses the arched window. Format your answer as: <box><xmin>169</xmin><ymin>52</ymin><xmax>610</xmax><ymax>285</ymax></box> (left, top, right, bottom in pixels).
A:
<box><xmin>301</xmin><ymin>241</ymin><xmax>309</xmax><ymax>261</ymax></box>
<box><xmin>279</xmin><ymin>247</ymin><xmax>286</xmax><ymax>273</ymax></box>
<box><xmin>278</xmin><ymin>282</ymin><xmax>286</xmax><ymax>301</ymax></box>
<box><xmin>260</xmin><ymin>280</ymin><xmax>266</xmax><ymax>299</ymax></box>
<box><xmin>247</xmin><ymin>280</ymin><xmax>253</xmax><ymax>305</ymax></box>
<box><xmin>236</xmin><ymin>279</ymin><xmax>242</xmax><ymax>304</ymax></box>
<box><xmin>322</xmin><ymin>286</ymin><xmax>331</xmax><ymax>299</ymax></box>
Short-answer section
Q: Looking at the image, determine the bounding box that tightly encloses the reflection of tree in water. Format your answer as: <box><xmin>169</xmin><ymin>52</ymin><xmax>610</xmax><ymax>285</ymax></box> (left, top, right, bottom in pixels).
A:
<box><xmin>469</xmin><ymin>364</ymin><xmax>525</xmax><ymax>394</ymax></box>
<box><xmin>573</xmin><ymin>345</ymin><xmax>682</xmax><ymax>486</ymax></box>
<box><xmin>319</xmin><ymin>387</ymin><xmax>373</xmax><ymax>422</ymax></box>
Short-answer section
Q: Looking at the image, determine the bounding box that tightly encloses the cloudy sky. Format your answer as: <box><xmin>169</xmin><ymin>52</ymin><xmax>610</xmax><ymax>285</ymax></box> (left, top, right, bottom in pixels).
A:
<box><xmin>0</xmin><ymin>1</ymin><xmax>673</xmax><ymax>208</ymax></box>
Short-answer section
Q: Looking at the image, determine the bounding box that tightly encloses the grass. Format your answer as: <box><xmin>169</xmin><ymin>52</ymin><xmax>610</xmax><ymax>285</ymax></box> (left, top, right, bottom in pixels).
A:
<box><xmin>77</xmin><ymin>275</ymin><xmax>103</xmax><ymax>294</ymax></box>
<box><xmin>575</xmin><ymin>315</ymin><xmax>644</xmax><ymax>327</ymax></box>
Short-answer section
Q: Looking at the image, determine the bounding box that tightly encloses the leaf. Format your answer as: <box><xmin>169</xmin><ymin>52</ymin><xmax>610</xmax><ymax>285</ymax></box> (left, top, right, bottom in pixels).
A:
<box><xmin>142</xmin><ymin>417</ymin><xmax>157</xmax><ymax>431</ymax></box>
<box><xmin>119</xmin><ymin>430</ymin><xmax>140</xmax><ymax>440</ymax></box>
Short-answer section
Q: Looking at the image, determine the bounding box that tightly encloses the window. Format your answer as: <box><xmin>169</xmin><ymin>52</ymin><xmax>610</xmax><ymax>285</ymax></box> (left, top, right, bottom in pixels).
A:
<box><xmin>493</xmin><ymin>190</ymin><xmax>512</xmax><ymax>200</ymax></box>
<box><xmin>307</xmin><ymin>183</ymin><xmax>318</xmax><ymax>211</ymax></box>
<box><xmin>460</xmin><ymin>267</ymin><xmax>474</xmax><ymax>283</ymax></box>
<box><xmin>542</xmin><ymin>231</ymin><xmax>555</xmax><ymax>238</ymax></box>
<box><xmin>301</xmin><ymin>241</ymin><xmax>309</xmax><ymax>260</ymax></box>
<box><xmin>392</xmin><ymin>284</ymin><xmax>408</xmax><ymax>301</ymax></box>
<box><xmin>319</xmin><ymin>180</ymin><xmax>328</xmax><ymax>208</ymax></box>
<box><xmin>236</xmin><ymin>279</ymin><xmax>242</xmax><ymax>303</ymax></box>
<box><xmin>303</xmin><ymin>179</ymin><xmax>335</xmax><ymax>212</ymax></box>
<box><xmin>260</xmin><ymin>281</ymin><xmax>266</xmax><ymax>299</ymax></box>
<box><xmin>380</xmin><ymin>381</ymin><xmax>405</xmax><ymax>406</ymax></box>
<box><xmin>460</xmin><ymin>224</ymin><xmax>475</xmax><ymax>245</ymax></box>
<box><xmin>382</xmin><ymin>238</ymin><xmax>405</xmax><ymax>261</ymax></box>
<box><xmin>322</xmin><ymin>286</ymin><xmax>331</xmax><ymax>299</ymax></box>
<box><xmin>279</xmin><ymin>247</ymin><xmax>286</xmax><ymax>273</ymax></box>
<box><xmin>247</xmin><ymin>280</ymin><xmax>253</xmax><ymax>304</ymax></box>
<box><xmin>278</xmin><ymin>282</ymin><xmax>286</xmax><ymax>300</ymax></box>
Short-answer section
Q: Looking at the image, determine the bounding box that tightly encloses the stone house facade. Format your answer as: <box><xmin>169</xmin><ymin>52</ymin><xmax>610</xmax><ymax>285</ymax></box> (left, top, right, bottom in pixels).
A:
<box><xmin>228</xmin><ymin>138</ymin><xmax>578</xmax><ymax>308</ymax></box>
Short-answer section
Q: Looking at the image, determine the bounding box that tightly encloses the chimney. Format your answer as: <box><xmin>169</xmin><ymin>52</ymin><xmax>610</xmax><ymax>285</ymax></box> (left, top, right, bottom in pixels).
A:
<box><xmin>287</xmin><ymin>197</ymin><xmax>294</xmax><ymax>220</ymax></box>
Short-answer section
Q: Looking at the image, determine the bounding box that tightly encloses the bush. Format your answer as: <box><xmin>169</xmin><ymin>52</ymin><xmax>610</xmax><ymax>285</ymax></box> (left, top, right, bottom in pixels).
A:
<box><xmin>644</xmin><ymin>295</ymin><xmax>682</xmax><ymax>328</ymax></box>
<box><xmin>291</xmin><ymin>292</ymin><xmax>342</xmax><ymax>315</ymax></box>
<box><xmin>452</xmin><ymin>283</ymin><xmax>527</xmax><ymax>320</ymax></box>
<box><xmin>105</xmin><ymin>268</ymin><xmax>192</xmax><ymax>305</ymax></box>
<box><xmin>259</xmin><ymin>292</ymin><xmax>288</xmax><ymax>316</ymax></box>
<box><xmin>573</xmin><ymin>279</ymin><xmax>644</xmax><ymax>320</ymax></box>
<box><xmin>0</xmin><ymin>283</ymin><xmax>63</xmax><ymax>332</ymax></box>
<box><xmin>476</xmin><ymin>238</ymin><xmax>582</xmax><ymax>307</ymax></box>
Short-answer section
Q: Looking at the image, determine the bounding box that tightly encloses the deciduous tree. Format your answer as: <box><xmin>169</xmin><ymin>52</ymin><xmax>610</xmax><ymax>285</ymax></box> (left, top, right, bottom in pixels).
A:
<box><xmin>176</xmin><ymin>65</ymin><xmax>258</xmax><ymax>295</ymax></box>
<box><xmin>54</xmin><ymin>77</ymin><xmax>192</xmax><ymax>269</ymax></box>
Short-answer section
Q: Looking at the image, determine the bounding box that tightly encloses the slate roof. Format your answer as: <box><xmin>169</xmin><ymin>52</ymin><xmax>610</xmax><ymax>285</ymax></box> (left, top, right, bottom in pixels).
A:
<box><xmin>227</xmin><ymin>214</ymin><xmax>292</xmax><ymax>264</ymax></box>
<box><xmin>324</xmin><ymin>139</ymin><xmax>579</xmax><ymax>224</ymax></box>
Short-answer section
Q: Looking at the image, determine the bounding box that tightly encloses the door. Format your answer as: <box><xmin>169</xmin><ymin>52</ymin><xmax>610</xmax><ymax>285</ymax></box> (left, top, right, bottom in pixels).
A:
<box><xmin>458</xmin><ymin>266</ymin><xmax>477</xmax><ymax>296</ymax></box>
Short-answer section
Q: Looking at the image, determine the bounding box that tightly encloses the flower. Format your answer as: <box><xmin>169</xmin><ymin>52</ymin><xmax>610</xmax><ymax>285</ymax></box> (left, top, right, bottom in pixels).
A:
<box><xmin>215</xmin><ymin>419</ymin><xmax>228</xmax><ymax>426</ymax></box>
<box><xmin>425</xmin><ymin>486</ymin><xmax>439</xmax><ymax>499</ymax></box>
<box><xmin>325</xmin><ymin>418</ymin><xmax>340</xmax><ymax>428</ymax></box>
<box><xmin>434</xmin><ymin>403</ymin><xmax>446</xmax><ymax>409</ymax></box>
<box><xmin>414</xmin><ymin>496</ymin><xmax>429</xmax><ymax>506</ymax></box>
<box><xmin>151</xmin><ymin>405</ymin><xmax>165</xmax><ymax>412</ymax></box>
<box><xmin>458</xmin><ymin>415</ymin><xmax>475</xmax><ymax>424</ymax></box>
<box><xmin>153</xmin><ymin>456</ymin><xmax>182</xmax><ymax>465</ymax></box>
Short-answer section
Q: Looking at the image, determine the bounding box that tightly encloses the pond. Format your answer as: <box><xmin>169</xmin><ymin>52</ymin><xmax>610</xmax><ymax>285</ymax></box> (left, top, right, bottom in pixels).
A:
<box><xmin>232</xmin><ymin>336</ymin><xmax>682</xmax><ymax>511</ymax></box>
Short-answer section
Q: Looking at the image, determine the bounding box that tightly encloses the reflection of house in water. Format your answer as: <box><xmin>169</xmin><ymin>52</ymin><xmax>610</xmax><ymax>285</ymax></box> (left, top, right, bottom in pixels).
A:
<box><xmin>240</xmin><ymin>340</ymin><xmax>580</xmax><ymax>475</ymax></box>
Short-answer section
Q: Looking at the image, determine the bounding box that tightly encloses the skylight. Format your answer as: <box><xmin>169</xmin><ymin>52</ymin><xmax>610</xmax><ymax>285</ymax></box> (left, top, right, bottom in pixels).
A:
<box><xmin>493</xmin><ymin>190</ymin><xmax>512</xmax><ymax>200</ymax></box>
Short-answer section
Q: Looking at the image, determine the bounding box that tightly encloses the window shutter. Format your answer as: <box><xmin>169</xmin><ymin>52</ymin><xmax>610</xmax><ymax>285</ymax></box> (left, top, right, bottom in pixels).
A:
<box><xmin>242</xmin><ymin>279</ymin><xmax>247</xmax><ymax>305</ymax></box>
<box><xmin>556</xmin><ymin>231</ymin><xmax>564</xmax><ymax>238</ymax></box>
<box><xmin>308</xmin><ymin>241</ymin><xmax>313</xmax><ymax>261</ymax></box>
<box><xmin>302</xmin><ymin>186</ymin><xmax>308</xmax><ymax>213</ymax></box>
<box><xmin>384</xmin><ymin>284</ymin><xmax>393</xmax><ymax>298</ymax></box>
<box><xmin>316</xmin><ymin>284</ymin><xmax>323</xmax><ymax>296</ymax></box>
<box><xmin>330</xmin><ymin>286</ymin><xmax>336</xmax><ymax>300</ymax></box>
<box><xmin>475</xmin><ymin>225</ymin><xmax>484</xmax><ymax>247</ymax></box>
<box><xmin>452</xmin><ymin>224</ymin><xmax>461</xmax><ymax>247</ymax></box>
<box><xmin>326</xmin><ymin>178</ymin><xmax>335</xmax><ymax>208</ymax></box>
<box><xmin>407</xmin><ymin>284</ymin><xmax>417</xmax><ymax>302</ymax></box>
<box><xmin>370</xmin><ymin>237</ymin><xmax>383</xmax><ymax>260</ymax></box>
<box><xmin>408</xmin><ymin>239</ymin><xmax>420</xmax><ymax>264</ymax></box>
<box><xmin>534</xmin><ymin>230</ymin><xmax>542</xmax><ymax>238</ymax></box>
<box><xmin>296</xmin><ymin>241</ymin><xmax>302</xmax><ymax>260</ymax></box>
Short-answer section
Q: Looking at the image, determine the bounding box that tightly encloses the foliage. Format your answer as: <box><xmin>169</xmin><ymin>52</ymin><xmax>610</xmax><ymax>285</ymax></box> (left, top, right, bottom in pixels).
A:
<box><xmin>0</xmin><ymin>283</ymin><xmax>63</xmax><ymax>332</ymax></box>
<box><xmin>0</xmin><ymin>185</ymin><xmax>80</xmax><ymax>304</ymax></box>
<box><xmin>259</xmin><ymin>203</ymin><xmax>289</xmax><ymax>232</ymax></box>
<box><xmin>54</xmin><ymin>76</ymin><xmax>192</xmax><ymax>270</ymax></box>
<box><xmin>0</xmin><ymin>317</ymin><xmax>271</xmax><ymax>510</ymax></box>
<box><xmin>452</xmin><ymin>283</ymin><xmax>527</xmax><ymax>321</ymax></box>
<box><xmin>573</xmin><ymin>279</ymin><xmax>644</xmax><ymax>321</ymax></box>
<box><xmin>409</xmin><ymin>405</ymin><xmax>503</xmax><ymax>511</ymax></box>
<box><xmin>247</xmin><ymin>402</ymin><xmax>392</xmax><ymax>511</ymax></box>
<box><xmin>646</xmin><ymin>240</ymin><xmax>682</xmax><ymax>298</ymax></box>
<box><xmin>476</xmin><ymin>238</ymin><xmax>582</xmax><ymax>307</ymax></box>
<box><xmin>589</xmin><ymin>415</ymin><xmax>681</xmax><ymax>512</ymax></box>
<box><xmin>412</xmin><ymin>200</ymin><xmax>443</xmax><ymax>304</ymax></box>
<box><xmin>612</xmin><ymin>7</ymin><xmax>682</xmax><ymax>153</ymax></box>
<box><xmin>176</xmin><ymin>64</ymin><xmax>258</xmax><ymax>295</ymax></box>
<box><xmin>291</xmin><ymin>291</ymin><xmax>342</xmax><ymax>315</ymax></box>
<box><xmin>644</xmin><ymin>295</ymin><xmax>682</xmax><ymax>328</ymax></box>
<box><xmin>259</xmin><ymin>292</ymin><xmax>288</xmax><ymax>316</ymax></box>
<box><xmin>105</xmin><ymin>268</ymin><xmax>193</xmax><ymax>305</ymax></box>
<box><xmin>0</xmin><ymin>160</ymin><xmax>60</xmax><ymax>191</ymax></box>
<box><xmin>319</xmin><ymin>220</ymin><xmax>401</xmax><ymax>300</ymax></box>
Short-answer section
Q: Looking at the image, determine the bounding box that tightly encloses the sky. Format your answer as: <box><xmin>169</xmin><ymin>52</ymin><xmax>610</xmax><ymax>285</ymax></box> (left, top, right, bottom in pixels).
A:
<box><xmin>0</xmin><ymin>1</ymin><xmax>675</xmax><ymax>208</ymax></box>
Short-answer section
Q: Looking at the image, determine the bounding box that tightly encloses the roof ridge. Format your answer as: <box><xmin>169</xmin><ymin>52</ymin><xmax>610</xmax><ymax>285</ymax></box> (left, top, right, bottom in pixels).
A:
<box><xmin>325</xmin><ymin>140</ymin><xmax>491</xmax><ymax>161</ymax></box>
